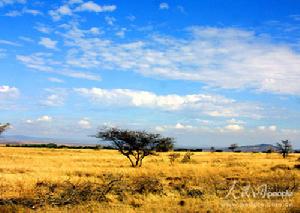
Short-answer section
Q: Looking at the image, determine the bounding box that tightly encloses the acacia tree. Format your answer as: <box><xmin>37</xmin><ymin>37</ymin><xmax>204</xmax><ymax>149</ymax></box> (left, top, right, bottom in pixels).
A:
<box><xmin>155</xmin><ymin>137</ymin><xmax>174</xmax><ymax>152</ymax></box>
<box><xmin>95</xmin><ymin>127</ymin><xmax>174</xmax><ymax>167</ymax></box>
<box><xmin>228</xmin><ymin>143</ymin><xmax>238</xmax><ymax>152</ymax></box>
<box><xmin>0</xmin><ymin>123</ymin><xmax>10</xmax><ymax>136</ymax></box>
<box><xmin>277</xmin><ymin>140</ymin><xmax>292</xmax><ymax>158</ymax></box>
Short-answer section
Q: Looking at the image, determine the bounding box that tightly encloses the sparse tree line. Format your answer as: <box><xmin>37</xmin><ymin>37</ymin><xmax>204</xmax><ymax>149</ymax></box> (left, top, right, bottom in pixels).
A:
<box><xmin>1</xmin><ymin>122</ymin><xmax>297</xmax><ymax>167</ymax></box>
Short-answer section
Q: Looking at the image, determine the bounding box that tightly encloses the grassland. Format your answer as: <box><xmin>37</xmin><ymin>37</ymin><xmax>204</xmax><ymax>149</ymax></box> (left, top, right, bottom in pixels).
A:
<box><xmin>0</xmin><ymin>147</ymin><xmax>299</xmax><ymax>212</ymax></box>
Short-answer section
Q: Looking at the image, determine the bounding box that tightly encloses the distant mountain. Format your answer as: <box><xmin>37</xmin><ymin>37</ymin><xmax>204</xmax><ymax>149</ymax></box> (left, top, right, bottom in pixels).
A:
<box><xmin>0</xmin><ymin>135</ymin><xmax>98</xmax><ymax>146</ymax></box>
<box><xmin>176</xmin><ymin>143</ymin><xmax>279</xmax><ymax>152</ymax></box>
<box><xmin>0</xmin><ymin>135</ymin><xmax>54</xmax><ymax>142</ymax></box>
<box><xmin>228</xmin><ymin>144</ymin><xmax>279</xmax><ymax>152</ymax></box>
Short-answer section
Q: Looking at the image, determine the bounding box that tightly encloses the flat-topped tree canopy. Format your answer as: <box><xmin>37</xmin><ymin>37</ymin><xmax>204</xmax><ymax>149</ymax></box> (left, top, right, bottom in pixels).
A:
<box><xmin>0</xmin><ymin>123</ymin><xmax>10</xmax><ymax>136</ymax></box>
<box><xmin>94</xmin><ymin>127</ymin><xmax>174</xmax><ymax>167</ymax></box>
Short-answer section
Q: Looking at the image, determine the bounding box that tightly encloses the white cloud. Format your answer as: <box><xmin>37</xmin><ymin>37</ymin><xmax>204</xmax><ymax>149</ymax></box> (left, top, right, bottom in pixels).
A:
<box><xmin>35</xmin><ymin>25</ymin><xmax>52</xmax><ymax>34</ymax></box>
<box><xmin>175</xmin><ymin>123</ymin><xmax>193</xmax><ymax>129</ymax></box>
<box><xmin>226</xmin><ymin>118</ymin><xmax>245</xmax><ymax>125</ymax></box>
<box><xmin>155</xmin><ymin>123</ymin><xmax>194</xmax><ymax>132</ymax></box>
<box><xmin>60</xmin><ymin>26</ymin><xmax>300</xmax><ymax>95</ymax></box>
<box><xmin>0</xmin><ymin>39</ymin><xmax>20</xmax><ymax>46</ymax></box>
<box><xmin>5</xmin><ymin>8</ymin><xmax>42</xmax><ymax>17</ymax></box>
<box><xmin>159</xmin><ymin>2</ymin><xmax>169</xmax><ymax>10</ymax></box>
<box><xmin>75</xmin><ymin>1</ymin><xmax>116</xmax><ymax>13</ymax></box>
<box><xmin>269</xmin><ymin>125</ymin><xmax>277</xmax><ymax>131</ymax></box>
<box><xmin>68</xmin><ymin>0</ymin><xmax>82</xmax><ymax>4</ymax></box>
<box><xmin>16</xmin><ymin>53</ymin><xmax>101</xmax><ymax>81</ymax></box>
<box><xmin>78</xmin><ymin>118</ymin><xmax>91</xmax><ymax>129</ymax></box>
<box><xmin>223</xmin><ymin>124</ymin><xmax>244</xmax><ymax>132</ymax></box>
<box><xmin>64</xmin><ymin>70</ymin><xmax>101</xmax><ymax>81</ymax></box>
<box><xmin>49</xmin><ymin>5</ymin><xmax>73</xmax><ymax>21</ymax></box>
<box><xmin>41</xmin><ymin>94</ymin><xmax>65</xmax><ymax>107</ymax></box>
<box><xmin>74</xmin><ymin>87</ymin><xmax>261</xmax><ymax>118</ymax></box>
<box><xmin>177</xmin><ymin>5</ymin><xmax>186</xmax><ymax>14</ymax></box>
<box><xmin>49</xmin><ymin>1</ymin><xmax>116</xmax><ymax>21</ymax></box>
<box><xmin>258</xmin><ymin>125</ymin><xmax>277</xmax><ymax>131</ymax></box>
<box><xmin>0</xmin><ymin>0</ymin><xmax>26</xmax><ymax>7</ymax></box>
<box><xmin>48</xmin><ymin>77</ymin><xmax>64</xmax><ymax>83</ymax></box>
<box><xmin>258</xmin><ymin>126</ymin><xmax>266</xmax><ymax>130</ymax></box>
<box><xmin>25</xmin><ymin>116</ymin><xmax>53</xmax><ymax>124</ymax></box>
<box><xmin>89</xmin><ymin>27</ymin><xmax>101</xmax><ymax>35</ymax></box>
<box><xmin>0</xmin><ymin>49</ymin><xmax>6</xmax><ymax>58</ymax></box>
<box><xmin>40</xmin><ymin>88</ymin><xmax>67</xmax><ymax>107</ymax></box>
<box><xmin>4</xmin><ymin>10</ymin><xmax>21</xmax><ymax>17</ymax></box>
<box><xmin>37</xmin><ymin>115</ymin><xmax>52</xmax><ymax>122</ymax></box>
<box><xmin>0</xmin><ymin>86</ymin><xmax>19</xmax><ymax>109</ymax></box>
<box><xmin>105</xmin><ymin>16</ymin><xmax>115</xmax><ymax>25</ymax></box>
<box><xmin>19</xmin><ymin>36</ymin><xmax>34</xmax><ymax>42</ymax></box>
<box><xmin>39</xmin><ymin>37</ymin><xmax>58</xmax><ymax>49</ymax></box>
<box><xmin>25</xmin><ymin>119</ymin><xmax>33</xmax><ymax>124</ymax></box>
<box><xmin>115</xmin><ymin>28</ymin><xmax>126</xmax><ymax>38</ymax></box>
<box><xmin>0</xmin><ymin>85</ymin><xmax>19</xmax><ymax>98</ymax></box>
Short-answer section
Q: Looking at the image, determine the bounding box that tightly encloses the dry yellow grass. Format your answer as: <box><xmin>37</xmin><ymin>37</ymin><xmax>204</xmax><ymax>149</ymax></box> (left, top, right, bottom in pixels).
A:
<box><xmin>0</xmin><ymin>147</ymin><xmax>299</xmax><ymax>212</ymax></box>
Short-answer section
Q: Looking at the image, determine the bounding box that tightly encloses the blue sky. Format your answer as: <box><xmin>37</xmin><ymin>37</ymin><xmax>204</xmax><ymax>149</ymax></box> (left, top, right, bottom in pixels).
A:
<box><xmin>1</xmin><ymin>0</ymin><xmax>300</xmax><ymax>147</ymax></box>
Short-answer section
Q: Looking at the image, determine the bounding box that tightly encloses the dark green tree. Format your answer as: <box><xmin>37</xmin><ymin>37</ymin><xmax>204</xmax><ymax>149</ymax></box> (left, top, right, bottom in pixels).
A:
<box><xmin>155</xmin><ymin>137</ymin><xmax>174</xmax><ymax>152</ymax></box>
<box><xmin>228</xmin><ymin>143</ymin><xmax>238</xmax><ymax>152</ymax></box>
<box><xmin>0</xmin><ymin>123</ymin><xmax>10</xmax><ymax>136</ymax></box>
<box><xmin>94</xmin><ymin>127</ymin><xmax>174</xmax><ymax>167</ymax></box>
<box><xmin>277</xmin><ymin>140</ymin><xmax>292</xmax><ymax>158</ymax></box>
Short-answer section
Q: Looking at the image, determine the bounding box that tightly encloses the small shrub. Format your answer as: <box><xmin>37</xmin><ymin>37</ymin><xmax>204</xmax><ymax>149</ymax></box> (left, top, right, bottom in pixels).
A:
<box><xmin>294</xmin><ymin>164</ymin><xmax>300</xmax><ymax>169</ymax></box>
<box><xmin>133</xmin><ymin>177</ymin><xmax>163</xmax><ymax>195</ymax></box>
<box><xmin>186</xmin><ymin>188</ymin><xmax>204</xmax><ymax>198</ymax></box>
<box><xmin>168</xmin><ymin>153</ymin><xmax>181</xmax><ymax>165</ymax></box>
<box><xmin>271</xmin><ymin>164</ymin><xmax>291</xmax><ymax>171</ymax></box>
<box><xmin>181</xmin><ymin>151</ymin><xmax>194</xmax><ymax>163</ymax></box>
<box><xmin>178</xmin><ymin>200</ymin><xmax>185</xmax><ymax>206</ymax></box>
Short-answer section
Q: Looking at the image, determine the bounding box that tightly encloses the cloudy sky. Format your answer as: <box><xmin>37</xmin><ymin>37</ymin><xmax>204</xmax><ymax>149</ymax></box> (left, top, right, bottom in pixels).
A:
<box><xmin>1</xmin><ymin>0</ymin><xmax>300</xmax><ymax>147</ymax></box>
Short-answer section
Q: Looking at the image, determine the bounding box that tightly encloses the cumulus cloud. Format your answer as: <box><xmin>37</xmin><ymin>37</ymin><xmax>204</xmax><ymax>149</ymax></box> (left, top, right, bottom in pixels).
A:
<box><xmin>24</xmin><ymin>116</ymin><xmax>53</xmax><ymax>124</ymax></box>
<box><xmin>37</xmin><ymin>115</ymin><xmax>52</xmax><ymax>122</ymax></box>
<box><xmin>258</xmin><ymin>125</ymin><xmax>277</xmax><ymax>131</ymax></box>
<box><xmin>159</xmin><ymin>2</ymin><xmax>169</xmax><ymax>10</ymax></box>
<box><xmin>223</xmin><ymin>124</ymin><xmax>244</xmax><ymax>132</ymax></box>
<box><xmin>75</xmin><ymin>1</ymin><xmax>116</xmax><ymax>13</ymax></box>
<box><xmin>78</xmin><ymin>118</ymin><xmax>91</xmax><ymax>129</ymax></box>
<box><xmin>25</xmin><ymin>119</ymin><xmax>33</xmax><ymax>124</ymax></box>
<box><xmin>49</xmin><ymin>1</ymin><xmax>116</xmax><ymax>20</ymax></box>
<box><xmin>49</xmin><ymin>5</ymin><xmax>73</xmax><ymax>21</ymax></box>
<box><xmin>35</xmin><ymin>24</ymin><xmax>52</xmax><ymax>34</ymax></box>
<box><xmin>155</xmin><ymin>123</ymin><xmax>194</xmax><ymax>132</ymax></box>
<box><xmin>39</xmin><ymin>37</ymin><xmax>58</xmax><ymax>49</ymax></box>
<box><xmin>74</xmin><ymin>87</ymin><xmax>261</xmax><ymax>118</ymax></box>
<box><xmin>226</xmin><ymin>118</ymin><xmax>245</xmax><ymax>125</ymax></box>
<box><xmin>41</xmin><ymin>94</ymin><xmax>65</xmax><ymax>107</ymax></box>
<box><xmin>0</xmin><ymin>86</ymin><xmax>19</xmax><ymax>109</ymax></box>
<box><xmin>39</xmin><ymin>88</ymin><xmax>67</xmax><ymax>107</ymax></box>
<box><xmin>0</xmin><ymin>85</ymin><xmax>19</xmax><ymax>98</ymax></box>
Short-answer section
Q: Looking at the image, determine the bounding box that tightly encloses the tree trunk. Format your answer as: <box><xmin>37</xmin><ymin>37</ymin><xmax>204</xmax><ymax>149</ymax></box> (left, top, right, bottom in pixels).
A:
<box><xmin>126</xmin><ymin>155</ymin><xmax>135</xmax><ymax>167</ymax></box>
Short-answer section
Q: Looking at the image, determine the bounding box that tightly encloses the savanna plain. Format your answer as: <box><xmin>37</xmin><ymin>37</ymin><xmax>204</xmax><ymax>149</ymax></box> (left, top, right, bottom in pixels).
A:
<box><xmin>0</xmin><ymin>147</ymin><xmax>299</xmax><ymax>213</ymax></box>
